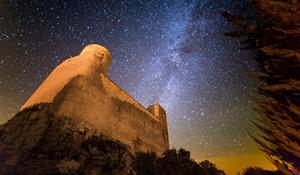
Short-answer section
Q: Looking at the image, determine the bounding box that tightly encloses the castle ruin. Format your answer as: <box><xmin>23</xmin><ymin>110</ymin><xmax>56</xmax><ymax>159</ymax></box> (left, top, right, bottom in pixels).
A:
<box><xmin>21</xmin><ymin>44</ymin><xmax>169</xmax><ymax>154</ymax></box>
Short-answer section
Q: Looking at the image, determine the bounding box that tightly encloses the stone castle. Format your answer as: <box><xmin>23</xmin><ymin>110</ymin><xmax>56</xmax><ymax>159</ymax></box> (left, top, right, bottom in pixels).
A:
<box><xmin>21</xmin><ymin>44</ymin><xmax>169</xmax><ymax>154</ymax></box>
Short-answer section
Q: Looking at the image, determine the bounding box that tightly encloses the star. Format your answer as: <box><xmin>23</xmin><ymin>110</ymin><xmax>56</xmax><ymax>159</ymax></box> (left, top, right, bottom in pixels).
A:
<box><xmin>0</xmin><ymin>1</ymin><xmax>267</xmax><ymax>173</ymax></box>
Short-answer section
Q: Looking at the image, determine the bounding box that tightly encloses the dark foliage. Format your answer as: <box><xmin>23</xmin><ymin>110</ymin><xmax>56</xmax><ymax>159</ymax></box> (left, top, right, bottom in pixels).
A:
<box><xmin>80</xmin><ymin>135</ymin><xmax>135</xmax><ymax>174</ymax></box>
<box><xmin>241</xmin><ymin>167</ymin><xmax>284</xmax><ymax>175</ymax></box>
<box><xmin>135</xmin><ymin>151</ymin><xmax>157</xmax><ymax>175</ymax></box>
<box><xmin>135</xmin><ymin>148</ymin><xmax>226</xmax><ymax>175</ymax></box>
<box><xmin>222</xmin><ymin>0</ymin><xmax>300</xmax><ymax>174</ymax></box>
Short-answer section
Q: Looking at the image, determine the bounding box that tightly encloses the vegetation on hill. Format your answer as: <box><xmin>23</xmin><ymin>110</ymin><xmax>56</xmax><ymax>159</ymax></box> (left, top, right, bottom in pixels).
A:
<box><xmin>239</xmin><ymin>167</ymin><xmax>283</xmax><ymax>175</ymax></box>
<box><xmin>135</xmin><ymin>148</ymin><xmax>226</xmax><ymax>175</ymax></box>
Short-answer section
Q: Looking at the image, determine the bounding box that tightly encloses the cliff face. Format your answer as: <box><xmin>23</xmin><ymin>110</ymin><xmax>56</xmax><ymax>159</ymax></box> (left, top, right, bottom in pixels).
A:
<box><xmin>0</xmin><ymin>103</ymin><xmax>135</xmax><ymax>175</ymax></box>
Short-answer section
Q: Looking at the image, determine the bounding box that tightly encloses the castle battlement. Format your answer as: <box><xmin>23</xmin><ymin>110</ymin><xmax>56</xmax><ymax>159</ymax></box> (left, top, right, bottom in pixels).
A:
<box><xmin>20</xmin><ymin>44</ymin><xmax>169</xmax><ymax>154</ymax></box>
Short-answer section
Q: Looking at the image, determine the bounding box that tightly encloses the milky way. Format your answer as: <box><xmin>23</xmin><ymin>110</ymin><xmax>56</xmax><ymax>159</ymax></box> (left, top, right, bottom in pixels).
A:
<box><xmin>0</xmin><ymin>0</ymin><xmax>261</xmax><ymax>161</ymax></box>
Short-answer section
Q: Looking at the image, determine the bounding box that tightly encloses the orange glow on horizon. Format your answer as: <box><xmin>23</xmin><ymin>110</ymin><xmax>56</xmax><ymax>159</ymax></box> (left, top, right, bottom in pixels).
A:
<box><xmin>200</xmin><ymin>151</ymin><xmax>276</xmax><ymax>175</ymax></box>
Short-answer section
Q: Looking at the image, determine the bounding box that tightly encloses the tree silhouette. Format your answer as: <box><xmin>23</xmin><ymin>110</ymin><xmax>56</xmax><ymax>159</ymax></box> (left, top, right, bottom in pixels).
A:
<box><xmin>199</xmin><ymin>160</ymin><xmax>226</xmax><ymax>175</ymax></box>
<box><xmin>241</xmin><ymin>167</ymin><xmax>283</xmax><ymax>175</ymax></box>
<box><xmin>135</xmin><ymin>148</ymin><xmax>225</xmax><ymax>175</ymax></box>
<box><xmin>135</xmin><ymin>151</ymin><xmax>157</xmax><ymax>175</ymax></box>
<box><xmin>222</xmin><ymin>0</ymin><xmax>300</xmax><ymax>174</ymax></box>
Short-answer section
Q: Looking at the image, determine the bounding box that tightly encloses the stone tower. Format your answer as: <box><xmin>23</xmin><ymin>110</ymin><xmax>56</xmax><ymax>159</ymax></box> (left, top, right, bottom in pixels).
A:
<box><xmin>20</xmin><ymin>44</ymin><xmax>112</xmax><ymax>110</ymax></box>
<box><xmin>147</xmin><ymin>104</ymin><xmax>169</xmax><ymax>147</ymax></box>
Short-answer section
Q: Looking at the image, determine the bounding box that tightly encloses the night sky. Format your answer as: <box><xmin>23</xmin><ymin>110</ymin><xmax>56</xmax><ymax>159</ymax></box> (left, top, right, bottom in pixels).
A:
<box><xmin>0</xmin><ymin>0</ymin><xmax>273</xmax><ymax>174</ymax></box>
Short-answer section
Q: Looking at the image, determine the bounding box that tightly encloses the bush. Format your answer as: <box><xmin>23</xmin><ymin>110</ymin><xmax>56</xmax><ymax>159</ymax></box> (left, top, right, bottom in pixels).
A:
<box><xmin>241</xmin><ymin>167</ymin><xmax>284</xmax><ymax>175</ymax></box>
<box><xmin>135</xmin><ymin>148</ymin><xmax>226</xmax><ymax>175</ymax></box>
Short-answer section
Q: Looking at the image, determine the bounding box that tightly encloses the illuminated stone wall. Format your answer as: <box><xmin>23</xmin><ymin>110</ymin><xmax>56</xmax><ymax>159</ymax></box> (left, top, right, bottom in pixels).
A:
<box><xmin>21</xmin><ymin>44</ymin><xmax>169</xmax><ymax>154</ymax></box>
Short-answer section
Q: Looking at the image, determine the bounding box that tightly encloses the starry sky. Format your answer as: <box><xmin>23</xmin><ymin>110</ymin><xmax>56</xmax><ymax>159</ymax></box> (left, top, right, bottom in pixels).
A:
<box><xmin>0</xmin><ymin>0</ymin><xmax>274</xmax><ymax>174</ymax></box>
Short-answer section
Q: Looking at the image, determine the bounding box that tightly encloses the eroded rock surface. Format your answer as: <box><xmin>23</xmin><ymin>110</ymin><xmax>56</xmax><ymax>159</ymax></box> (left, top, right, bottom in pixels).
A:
<box><xmin>0</xmin><ymin>103</ymin><xmax>135</xmax><ymax>175</ymax></box>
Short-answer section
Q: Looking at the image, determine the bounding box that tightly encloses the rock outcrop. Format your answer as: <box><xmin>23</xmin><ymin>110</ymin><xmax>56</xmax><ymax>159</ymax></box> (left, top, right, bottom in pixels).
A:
<box><xmin>0</xmin><ymin>103</ymin><xmax>135</xmax><ymax>175</ymax></box>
